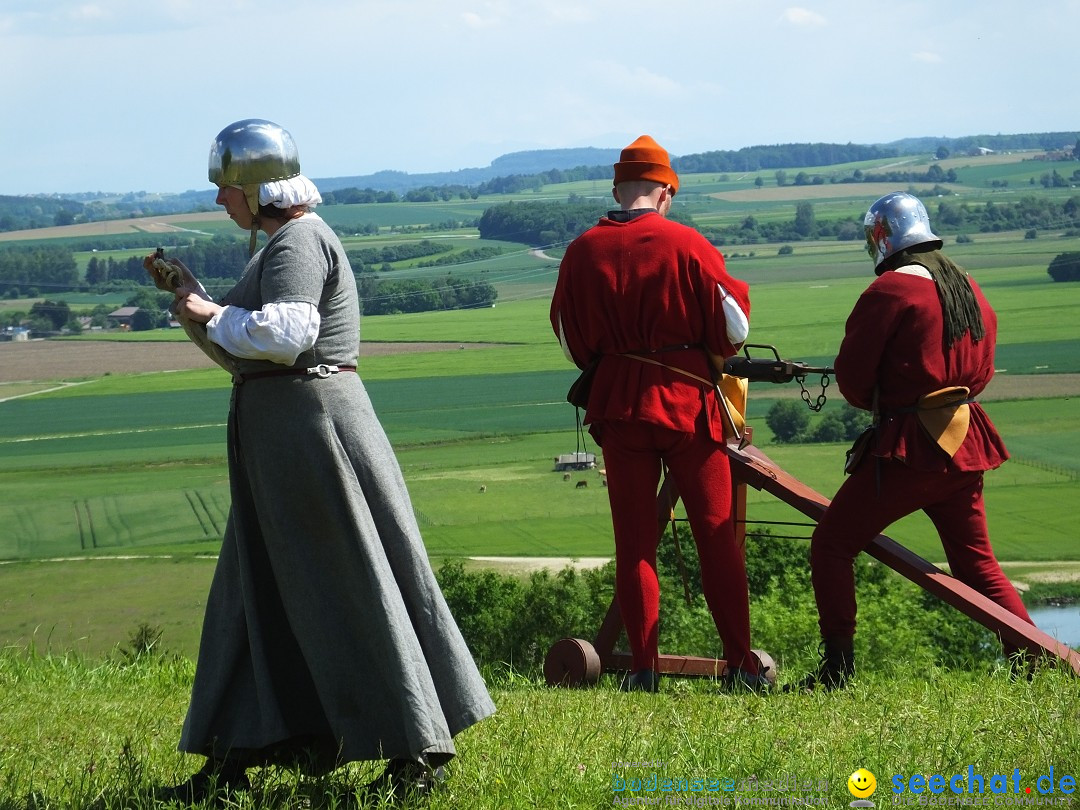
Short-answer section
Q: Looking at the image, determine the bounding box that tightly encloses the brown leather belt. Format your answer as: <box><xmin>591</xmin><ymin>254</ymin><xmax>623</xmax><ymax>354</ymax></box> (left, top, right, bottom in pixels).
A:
<box><xmin>234</xmin><ymin>364</ymin><xmax>357</xmax><ymax>384</ymax></box>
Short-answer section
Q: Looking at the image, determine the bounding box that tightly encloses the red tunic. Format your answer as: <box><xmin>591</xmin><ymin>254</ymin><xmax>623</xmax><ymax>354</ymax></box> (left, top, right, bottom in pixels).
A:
<box><xmin>835</xmin><ymin>266</ymin><xmax>1008</xmax><ymax>472</ymax></box>
<box><xmin>550</xmin><ymin>212</ymin><xmax>750</xmax><ymax>443</ymax></box>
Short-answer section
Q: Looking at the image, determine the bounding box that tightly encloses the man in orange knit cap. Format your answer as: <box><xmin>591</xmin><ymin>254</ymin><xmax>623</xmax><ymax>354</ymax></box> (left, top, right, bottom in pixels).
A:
<box><xmin>550</xmin><ymin>135</ymin><xmax>765</xmax><ymax>691</ymax></box>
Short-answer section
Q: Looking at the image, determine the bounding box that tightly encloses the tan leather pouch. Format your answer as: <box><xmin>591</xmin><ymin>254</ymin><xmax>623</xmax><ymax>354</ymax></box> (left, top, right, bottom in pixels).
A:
<box><xmin>916</xmin><ymin>386</ymin><xmax>971</xmax><ymax>457</ymax></box>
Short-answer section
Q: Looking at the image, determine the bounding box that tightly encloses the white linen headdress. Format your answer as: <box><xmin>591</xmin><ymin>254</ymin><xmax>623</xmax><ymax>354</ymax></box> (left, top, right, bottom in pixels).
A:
<box><xmin>259</xmin><ymin>174</ymin><xmax>323</xmax><ymax>208</ymax></box>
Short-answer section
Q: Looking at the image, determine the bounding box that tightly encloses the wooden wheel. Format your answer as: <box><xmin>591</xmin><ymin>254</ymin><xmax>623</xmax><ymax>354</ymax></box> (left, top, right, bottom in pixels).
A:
<box><xmin>752</xmin><ymin>649</ymin><xmax>778</xmax><ymax>686</ymax></box>
<box><xmin>544</xmin><ymin>638</ymin><xmax>602</xmax><ymax>687</ymax></box>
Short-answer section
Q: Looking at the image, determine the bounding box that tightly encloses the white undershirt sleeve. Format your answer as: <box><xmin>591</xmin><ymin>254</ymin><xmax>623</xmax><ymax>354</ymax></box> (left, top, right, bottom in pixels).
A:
<box><xmin>718</xmin><ymin>283</ymin><xmax>750</xmax><ymax>347</ymax></box>
<box><xmin>206</xmin><ymin>301</ymin><xmax>321</xmax><ymax>364</ymax></box>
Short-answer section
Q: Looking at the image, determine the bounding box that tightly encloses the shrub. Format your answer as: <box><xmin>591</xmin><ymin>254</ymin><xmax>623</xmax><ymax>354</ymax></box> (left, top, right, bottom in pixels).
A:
<box><xmin>765</xmin><ymin>400</ymin><xmax>810</xmax><ymax>443</ymax></box>
<box><xmin>1048</xmin><ymin>251</ymin><xmax>1080</xmax><ymax>282</ymax></box>
<box><xmin>437</xmin><ymin>561</ymin><xmax>613</xmax><ymax>673</ymax></box>
<box><xmin>117</xmin><ymin>622</ymin><xmax>165</xmax><ymax>664</ymax></box>
<box><xmin>809</xmin><ymin>412</ymin><xmax>848</xmax><ymax>442</ymax></box>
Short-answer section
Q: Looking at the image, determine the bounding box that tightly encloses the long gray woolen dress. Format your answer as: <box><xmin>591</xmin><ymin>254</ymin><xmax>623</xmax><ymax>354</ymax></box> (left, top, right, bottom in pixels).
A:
<box><xmin>178</xmin><ymin>215</ymin><xmax>495</xmax><ymax>767</ymax></box>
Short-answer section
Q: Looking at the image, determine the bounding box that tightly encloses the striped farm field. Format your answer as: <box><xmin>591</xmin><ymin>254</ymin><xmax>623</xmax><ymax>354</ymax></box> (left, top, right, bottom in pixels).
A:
<box><xmin>0</xmin><ymin>210</ymin><xmax>230</xmax><ymax>242</ymax></box>
<box><xmin>1</xmin><ymin>190</ymin><xmax>1079</xmax><ymax>655</ymax></box>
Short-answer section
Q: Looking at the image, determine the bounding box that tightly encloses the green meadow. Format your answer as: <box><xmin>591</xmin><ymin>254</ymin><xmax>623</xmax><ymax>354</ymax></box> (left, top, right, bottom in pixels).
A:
<box><xmin>4</xmin><ymin>649</ymin><xmax>1078</xmax><ymax>810</ymax></box>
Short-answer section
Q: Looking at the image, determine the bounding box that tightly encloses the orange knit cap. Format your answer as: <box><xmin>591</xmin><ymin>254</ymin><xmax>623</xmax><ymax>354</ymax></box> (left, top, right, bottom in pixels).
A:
<box><xmin>613</xmin><ymin>135</ymin><xmax>679</xmax><ymax>194</ymax></box>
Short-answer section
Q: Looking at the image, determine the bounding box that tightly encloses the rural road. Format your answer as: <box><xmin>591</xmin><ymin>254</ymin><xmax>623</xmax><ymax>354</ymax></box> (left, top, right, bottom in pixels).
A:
<box><xmin>0</xmin><ymin>338</ymin><xmax>497</xmax><ymax>385</ymax></box>
<box><xmin>3</xmin><ymin>339</ymin><xmax>1077</xmax><ymax>399</ymax></box>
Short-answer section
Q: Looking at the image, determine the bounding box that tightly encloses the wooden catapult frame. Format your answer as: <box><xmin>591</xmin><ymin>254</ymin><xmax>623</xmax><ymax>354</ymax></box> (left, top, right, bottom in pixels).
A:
<box><xmin>544</xmin><ymin>426</ymin><xmax>1080</xmax><ymax>686</ymax></box>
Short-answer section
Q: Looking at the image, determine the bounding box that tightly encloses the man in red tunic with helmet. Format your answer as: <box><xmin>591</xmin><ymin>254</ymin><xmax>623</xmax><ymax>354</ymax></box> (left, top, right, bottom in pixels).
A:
<box><xmin>550</xmin><ymin>135</ymin><xmax>765</xmax><ymax>692</ymax></box>
<box><xmin>799</xmin><ymin>191</ymin><xmax>1035</xmax><ymax>690</ymax></box>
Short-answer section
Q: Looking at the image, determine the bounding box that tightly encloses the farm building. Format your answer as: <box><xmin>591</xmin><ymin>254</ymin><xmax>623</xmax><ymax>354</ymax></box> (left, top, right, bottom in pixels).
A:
<box><xmin>553</xmin><ymin>452</ymin><xmax>596</xmax><ymax>471</ymax></box>
<box><xmin>107</xmin><ymin>306</ymin><xmax>141</xmax><ymax>328</ymax></box>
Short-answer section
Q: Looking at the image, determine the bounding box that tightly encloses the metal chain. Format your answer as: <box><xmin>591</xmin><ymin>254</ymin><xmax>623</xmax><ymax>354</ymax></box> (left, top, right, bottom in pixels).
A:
<box><xmin>797</xmin><ymin>372</ymin><xmax>831</xmax><ymax>412</ymax></box>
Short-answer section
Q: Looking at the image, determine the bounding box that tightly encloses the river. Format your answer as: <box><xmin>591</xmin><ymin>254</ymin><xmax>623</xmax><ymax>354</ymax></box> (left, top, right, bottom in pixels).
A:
<box><xmin>1028</xmin><ymin>604</ymin><xmax>1080</xmax><ymax>649</ymax></box>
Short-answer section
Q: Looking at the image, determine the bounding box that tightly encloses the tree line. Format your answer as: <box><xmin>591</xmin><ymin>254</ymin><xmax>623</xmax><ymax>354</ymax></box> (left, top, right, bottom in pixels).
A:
<box><xmin>357</xmin><ymin>275</ymin><xmax>496</xmax><ymax>315</ymax></box>
<box><xmin>934</xmin><ymin>195</ymin><xmax>1080</xmax><ymax>234</ymax></box>
<box><xmin>825</xmin><ymin>163</ymin><xmax>958</xmax><ymax>185</ymax></box>
<box><xmin>2</xmin><ymin>232</ymin><xmax>498</xmax><ymax>327</ymax></box>
<box><xmin>0</xmin><ymin>245</ymin><xmax>79</xmax><ymax>295</ymax></box>
<box><xmin>82</xmin><ymin>238</ymin><xmax>252</xmax><ymax>290</ymax></box>
<box><xmin>0</xmin><ymin>190</ymin><xmax>215</xmax><ymax>233</ymax></box>
<box><xmin>346</xmin><ymin>240</ymin><xmax>450</xmax><ymax>270</ymax></box>
<box><xmin>475</xmin><ymin>194</ymin><xmax>1080</xmax><ymax>251</ymax></box>
<box><xmin>674</xmin><ymin>142</ymin><xmax>897</xmax><ymax>174</ymax></box>
<box><xmin>477</xmin><ymin>198</ymin><xmax>608</xmax><ymax>246</ymax></box>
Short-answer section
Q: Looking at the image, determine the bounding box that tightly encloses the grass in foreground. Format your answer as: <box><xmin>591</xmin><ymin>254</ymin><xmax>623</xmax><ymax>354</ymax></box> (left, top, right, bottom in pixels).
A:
<box><xmin>1</xmin><ymin>649</ymin><xmax>1078</xmax><ymax>809</ymax></box>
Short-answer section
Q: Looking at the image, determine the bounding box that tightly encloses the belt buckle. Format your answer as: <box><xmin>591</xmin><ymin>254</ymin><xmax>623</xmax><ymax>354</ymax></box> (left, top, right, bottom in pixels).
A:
<box><xmin>308</xmin><ymin>364</ymin><xmax>336</xmax><ymax>378</ymax></box>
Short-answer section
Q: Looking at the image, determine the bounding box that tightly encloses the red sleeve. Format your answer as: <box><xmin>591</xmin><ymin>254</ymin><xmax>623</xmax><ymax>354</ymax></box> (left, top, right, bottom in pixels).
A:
<box><xmin>550</xmin><ymin>239</ymin><xmax>592</xmax><ymax>369</ymax></box>
<box><xmin>834</xmin><ymin>284</ymin><xmax>901</xmax><ymax>411</ymax></box>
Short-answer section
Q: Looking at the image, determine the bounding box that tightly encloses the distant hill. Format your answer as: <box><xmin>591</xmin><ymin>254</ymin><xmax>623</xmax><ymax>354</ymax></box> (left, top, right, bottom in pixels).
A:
<box><xmin>3</xmin><ymin>133</ymin><xmax>1077</xmax><ymax>234</ymax></box>
<box><xmin>313</xmin><ymin>132</ymin><xmax>1079</xmax><ymax>194</ymax></box>
<box><xmin>888</xmin><ymin>131</ymin><xmax>1079</xmax><ymax>155</ymax></box>
<box><xmin>314</xmin><ymin>147</ymin><xmax>621</xmax><ymax>194</ymax></box>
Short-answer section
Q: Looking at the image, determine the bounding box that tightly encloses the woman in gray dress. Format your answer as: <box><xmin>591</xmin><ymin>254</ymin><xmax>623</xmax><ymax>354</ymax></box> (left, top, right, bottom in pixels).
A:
<box><xmin>147</xmin><ymin>119</ymin><xmax>495</xmax><ymax>804</ymax></box>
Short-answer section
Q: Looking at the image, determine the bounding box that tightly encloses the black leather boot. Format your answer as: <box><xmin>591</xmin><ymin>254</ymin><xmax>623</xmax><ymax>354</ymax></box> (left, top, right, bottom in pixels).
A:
<box><xmin>788</xmin><ymin>636</ymin><xmax>854</xmax><ymax>692</ymax></box>
<box><xmin>362</xmin><ymin>755</ymin><xmax>446</xmax><ymax>799</ymax></box>
<box><xmin>619</xmin><ymin>669</ymin><xmax>660</xmax><ymax>692</ymax></box>
<box><xmin>155</xmin><ymin>758</ymin><xmax>250</xmax><ymax>805</ymax></box>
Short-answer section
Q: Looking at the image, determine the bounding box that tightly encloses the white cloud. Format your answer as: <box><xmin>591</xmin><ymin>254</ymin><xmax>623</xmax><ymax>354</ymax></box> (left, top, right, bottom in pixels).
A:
<box><xmin>627</xmin><ymin>67</ymin><xmax>685</xmax><ymax>98</ymax></box>
<box><xmin>780</xmin><ymin>7</ymin><xmax>826</xmax><ymax>27</ymax></box>
<box><xmin>462</xmin><ymin>11</ymin><xmax>498</xmax><ymax>28</ymax></box>
<box><xmin>461</xmin><ymin>1</ymin><xmax>511</xmax><ymax>29</ymax></box>
<box><xmin>912</xmin><ymin>50</ymin><xmax>944</xmax><ymax>64</ymax></box>
<box><xmin>69</xmin><ymin>4</ymin><xmax>108</xmax><ymax>22</ymax></box>
<box><xmin>589</xmin><ymin>60</ymin><xmax>686</xmax><ymax>99</ymax></box>
<box><xmin>544</xmin><ymin>4</ymin><xmax>595</xmax><ymax>24</ymax></box>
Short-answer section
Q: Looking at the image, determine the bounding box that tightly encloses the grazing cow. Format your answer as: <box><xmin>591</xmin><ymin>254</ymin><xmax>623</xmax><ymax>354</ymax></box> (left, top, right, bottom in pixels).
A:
<box><xmin>563</xmin><ymin>472</ymin><xmax>572</xmax><ymax>482</ymax></box>
<box><xmin>575</xmin><ymin>480</ymin><xmax>588</xmax><ymax>489</ymax></box>
<box><xmin>479</xmin><ymin>485</ymin><xmax>487</xmax><ymax>493</ymax></box>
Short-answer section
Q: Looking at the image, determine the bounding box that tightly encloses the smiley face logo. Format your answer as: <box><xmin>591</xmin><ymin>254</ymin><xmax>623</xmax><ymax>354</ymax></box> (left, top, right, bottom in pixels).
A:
<box><xmin>847</xmin><ymin>768</ymin><xmax>877</xmax><ymax>799</ymax></box>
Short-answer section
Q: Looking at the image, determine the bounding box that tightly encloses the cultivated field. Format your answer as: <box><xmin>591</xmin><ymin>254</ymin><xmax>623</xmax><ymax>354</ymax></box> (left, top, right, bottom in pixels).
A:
<box><xmin>2</xmin><ymin>150</ymin><xmax>1079</xmax><ymax>659</ymax></box>
<box><xmin>0</xmin><ymin>339</ymin><xmax>499</xmax><ymax>386</ymax></box>
<box><xmin>0</xmin><ymin>210</ymin><xmax>230</xmax><ymax>241</ymax></box>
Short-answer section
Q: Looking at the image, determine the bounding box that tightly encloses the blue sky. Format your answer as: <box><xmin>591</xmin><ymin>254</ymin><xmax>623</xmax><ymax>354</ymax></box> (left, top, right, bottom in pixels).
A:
<box><xmin>2</xmin><ymin>0</ymin><xmax>1077</xmax><ymax>195</ymax></box>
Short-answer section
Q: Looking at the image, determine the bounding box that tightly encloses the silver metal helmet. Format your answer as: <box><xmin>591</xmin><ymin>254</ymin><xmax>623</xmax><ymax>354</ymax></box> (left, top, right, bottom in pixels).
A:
<box><xmin>208</xmin><ymin>119</ymin><xmax>301</xmax><ymax>189</ymax></box>
<box><xmin>208</xmin><ymin>119</ymin><xmax>302</xmax><ymax>255</ymax></box>
<box><xmin>863</xmin><ymin>192</ymin><xmax>942</xmax><ymax>271</ymax></box>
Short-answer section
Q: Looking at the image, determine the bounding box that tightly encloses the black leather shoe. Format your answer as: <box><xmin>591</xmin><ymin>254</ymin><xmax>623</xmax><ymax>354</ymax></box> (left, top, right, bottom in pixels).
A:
<box><xmin>362</xmin><ymin>757</ymin><xmax>446</xmax><ymax>800</ymax></box>
<box><xmin>155</xmin><ymin>763</ymin><xmax>250</xmax><ymax>805</ymax></box>
<box><xmin>619</xmin><ymin>669</ymin><xmax>660</xmax><ymax>692</ymax></box>
<box><xmin>783</xmin><ymin>637</ymin><xmax>855</xmax><ymax>692</ymax></box>
<box><xmin>720</xmin><ymin>666</ymin><xmax>774</xmax><ymax>694</ymax></box>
